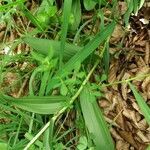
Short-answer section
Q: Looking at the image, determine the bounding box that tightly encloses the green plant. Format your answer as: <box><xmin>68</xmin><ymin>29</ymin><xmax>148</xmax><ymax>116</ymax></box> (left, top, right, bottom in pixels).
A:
<box><xmin>0</xmin><ymin>0</ymin><xmax>147</xmax><ymax>149</ymax></box>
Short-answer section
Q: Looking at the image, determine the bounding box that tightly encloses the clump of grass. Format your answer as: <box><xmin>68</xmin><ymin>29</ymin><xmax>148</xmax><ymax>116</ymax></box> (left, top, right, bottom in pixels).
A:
<box><xmin>0</xmin><ymin>0</ymin><xmax>146</xmax><ymax>149</ymax></box>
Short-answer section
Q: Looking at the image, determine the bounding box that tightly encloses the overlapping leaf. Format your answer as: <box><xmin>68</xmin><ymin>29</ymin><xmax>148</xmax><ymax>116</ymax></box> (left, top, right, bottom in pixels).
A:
<box><xmin>22</xmin><ymin>37</ymin><xmax>81</xmax><ymax>61</ymax></box>
<box><xmin>2</xmin><ymin>95</ymin><xmax>69</xmax><ymax>114</ymax></box>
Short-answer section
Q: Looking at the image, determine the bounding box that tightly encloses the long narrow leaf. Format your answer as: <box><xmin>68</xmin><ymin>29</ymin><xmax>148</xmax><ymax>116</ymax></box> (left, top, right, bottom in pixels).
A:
<box><xmin>103</xmin><ymin>41</ymin><xmax>110</xmax><ymax>77</ymax></box>
<box><xmin>22</xmin><ymin>6</ymin><xmax>44</xmax><ymax>31</ymax></box>
<box><xmin>128</xmin><ymin>82</ymin><xmax>150</xmax><ymax>125</ymax></box>
<box><xmin>2</xmin><ymin>95</ymin><xmax>69</xmax><ymax>114</ymax></box>
<box><xmin>70</xmin><ymin>0</ymin><xmax>81</xmax><ymax>31</ymax></box>
<box><xmin>22</xmin><ymin>37</ymin><xmax>81</xmax><ymax>61</ymax></box>
<box><xmin>80</xmin><ymin>87</ymin><xmax>114</xmax><ymax>150</ymax></box>
<box><xmin>60</xmin><ymin>0</ymin><xmax>72</xmax><ymax>67</ymax></box>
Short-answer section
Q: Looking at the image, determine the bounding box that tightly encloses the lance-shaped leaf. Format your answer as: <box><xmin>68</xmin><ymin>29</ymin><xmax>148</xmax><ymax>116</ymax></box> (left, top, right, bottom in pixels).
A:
<box><xmin>22</xmin><ymin>37</ymin><xmax>81</xmax><ymax>61</ymax></box>
<box><xmin>70</xmin><ymin>0</ymin><xmax>81</xmax><ymax>31</ymax></box>
<box><xmin>80</xmin><ymin>87</ymin><xmax>114</xmax><ymax>150</ymax></box>
<box><xmin>57</xmin><ymin>21</ymin><xmax>116</xmax><ymax>77</ymax></box>
<box><xmin>2</xmin><ymin>95</ymin><xmax>69</xmax><ymax>114</ymax></box>
<box><xmin>128</xmin><ymin>82</ymin><xmax>150</xmax><ymax>125</ymax></box>
<box><xmin>60</xmin><ymin>0</ymin><xmax>72</xmax><ymax>66</ymax></box>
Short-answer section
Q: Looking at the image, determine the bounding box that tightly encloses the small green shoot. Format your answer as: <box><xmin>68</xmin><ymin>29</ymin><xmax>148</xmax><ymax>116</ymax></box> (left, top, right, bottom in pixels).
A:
<box><xmin>128</xmin><ymin>82</ymin><xmax>150</xmax><ymax>125</ymax></box>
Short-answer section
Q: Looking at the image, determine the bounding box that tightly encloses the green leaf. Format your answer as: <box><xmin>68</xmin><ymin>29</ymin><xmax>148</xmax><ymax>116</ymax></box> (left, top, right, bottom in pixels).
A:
<box><xmin>146</xmin><ymin>145</ymin><xmax>150</xmax><ymax>150</ymax></box>
<box><xmin>60</xmin><ymin>83</ymin><xmax>68</xmax><ymax>96</ymax></box>
<box><xmin>102</xmin><ymin>41</ymin><xmax>110</xmax><ymax>77</ymax></box>
<box><xmin>60</xmin><ymin>0</ymin><xmax>72</xmax><ymax>67</ymax></box>
<box><xmin>57</xmin><ymin>21</ymin><xmax>116</xmax><ymax>77</ymax></box>
<box><xmin>46</xmin><ymin>21</ymin><xmax>116</xmax><ymax>92</ymax></box>
<box><xmin>2</xmin><ymin>95</ymin><xmax>69</xmax><ymax>114</ymax></box>
<box><xmin>22</xmin><ymin>37</ymin><xmax>82</xmax><ymax>62</ymax></box>
<box><xmin>80</xmin><ymin>87</ymin><xmax>114</xmax><ymax>150</ymax></box>
<box><xmin>128</xmin><ymin>82</ymin><xmax>150</xmax><ymax>125</ymax></box>
<box><xmin>84</xmin><ymin>0</ymin><xmax>97</xmax><ymax>10</ymax></box>
<box><xmin>139</xmin><ymin>0</ymin><xmax>145</xmax><ymax>10</ymax></box>
<box><xmin>0</xmin><ymin>142</ymin><xmax>9</xmax><ymax>150</ymax></box>
<box><xmin>70</xmin><ymin>0</ymin><xmax>81</xmax><ymax>31</ymax></box>
<box><xmin>0</xmin><ymin>0</ymin><xmax>25</xmax><ymax>12</ymax></box>
<box><xmin>124</xmin><ymin>0</ymin><xmax>134</xmax><ymax>27</ymax></box>
<box><xmin>98</xmin><ymin>10</ymin><xmax>105</xmax><ymax>30</ymax></box>
<box><xmin>77</xmin><ymin>136</ymin><xmax>88</xmax><ymax>150</ymax></box>
<box><xmin>22</xmin><ymin>6</ymin><xmax>44</xmax><ymax>31</ymax></box>
<box><xmin>25</xmin><ymin>132</ymin><xmax>43</xmax><ymax>148</ymax></box>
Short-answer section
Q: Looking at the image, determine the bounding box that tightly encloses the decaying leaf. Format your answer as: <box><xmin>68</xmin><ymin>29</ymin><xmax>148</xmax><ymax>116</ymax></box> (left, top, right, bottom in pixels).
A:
<box><xmin>121</xmin><ymin>73</ymin><xmax>131</xmax><ymax>100</ymax></box>
<box><xmin>116</xmin><ymin>140</ymin><xmax>130</xmax><ymax>150</ymax></box>
<box><xmin>110</xmin><ymin>24</ymin><xmax>124</xmax><ymax>43</ymax></box>
<box><xmin>145</xmin><ymin>42</ymin><xmax>150</xmax><ymax>65</ymax></box>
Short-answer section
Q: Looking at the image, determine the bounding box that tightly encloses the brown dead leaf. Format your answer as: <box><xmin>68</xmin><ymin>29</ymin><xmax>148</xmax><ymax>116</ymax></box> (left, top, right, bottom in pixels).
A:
<box><xmin>0</xmin><ymin>22</ymin><xmax>6</xmax><ymax>31</ymax></box>
<box><xmin>121</xmin><ymin>73</ymin><xmax>131</xmax><ymax>100</ymax></box>
<box><xmin>1</xmin><ymin>72</ymin><xmax>21</xmax><ymax>97</ymax></box>
<box><xmin>136</xmin><ymin>57</ymin><xmax>146</xmax><ymax>68</ymax></box>
<box><xmin>108</xmin><ymin>60</ymin><xmax>118</xmax><ymax>83</ymax></box>
<box><xmin>116</xmin><ymin>140</ymin><xmax>130</xmax><ymax>150</ymax></box>
<box><xmin>0</xmin><ymin>31</ymin><xmax>5</xmax><ymax>41</ymax></box>
<box><xmin>147</xmin><ymin>84</ymin><xmax>150</xmax><ymax>99</ymax></box>
<box><xmin>110</xmin><ymin>128</ymin><xmax>123</xmax><ymax>140</ymax></box>
<box><xmin>145</xmin><ymin>42</ymin><xmax>150</xmax><ymax>65</ymax></box>
<box><xmin>110</xmin><ymin>24</ymin><xmax>124</xmax><ymax>43</ymax></box>
<box><xmin>115</xmin><ymin>107</ymin><xmax>125</xmax><ymax>129</ymax></box>
<box><xmin>137</xmin><ymin>130</ymin><xmax>150</xmax><ymax>143</ymax></box>
<box><xmin>138</xmin><ymin>119</ymin><xmax>148</xmax><ymax>131</ymax></box>
<box><xmin>134</xmin><ymin>40</ymin><xmax>146</xmax><ymax>47</ymax></box>
<box><xmin>135</xmin><ymin>66</ymin><xmax>150</xmax><ymax>81</ymax></box>
<box><xmin>98</xmin><ymin>99</ymin><xmax>110</xmax><ymax>108</ymax></box>
<box><xmin>118</xmin><ymin>2</ymin><xmax>127</xmax><ymax>15</ymax></box>
<box><xmin>123</xmin><ymin>108</ymin><xmax>139</xmax><ymax>127</ymax></box>
<box><xmin>118</xmin><ymin>130</ymin><xmax>138</xmax><ymax>149</ymax></box>
<box><xmin>142</xmin><ymin>76</ymin><xmax>150</xmax><ymax>90</ymax></box>
<box><xmin>105</xmin><ymin>117</ymin><xmax>120</xmax><ymax>128</ymax></box>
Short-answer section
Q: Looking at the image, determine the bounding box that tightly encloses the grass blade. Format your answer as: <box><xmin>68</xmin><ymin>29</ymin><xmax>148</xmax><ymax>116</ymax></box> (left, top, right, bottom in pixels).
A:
<box><xmin>70</xmin><ymin>0</ymin><xmax>81</xmax><ymax>31</ymax></box>
<box><xmin>2</xmin><ymin>95</ymin><xmax>69</xmax><ymax>114</ymax></box>
<box><xmin>22</xmin><ymin>6</ymin><xmax>44</xmax><ymax>31</ymax></box>
<box><xmin>60</xmin><ymin>0</ymin><xmax>72</xmax><ymax>67</ymax></box>
<box><xmin>124</xmin><ymin>0</ymin><xmax>133</xmax><ymax>27</ymax></box>
<box><xmin>128</xmin><ymin>82</ymin><xmax>150</xmax><ymax>125</ymax></box>
<box><xmin>80</xmin><ymin>87</ymin><xmax>114</xmax><ymax>150</ymax></box>
<box><xmin>57</xmin><ymin>21</ymin><xmax>116</xmax><ymax>77</ymax></box>
<box><xmin>46</xmin><ymin>21</ymin><xmax>116</xmax><ymax>92</ymax></box>
<box><xmin>103</xmin><ymin>41</ymin><xmax>110</xmax><ymax>77</ymax></box>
